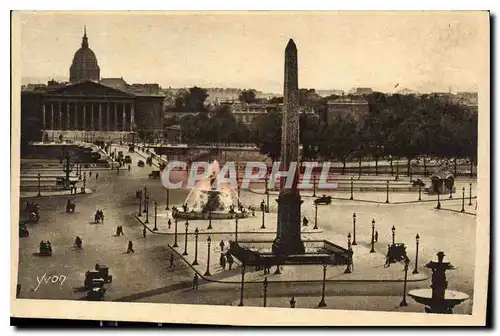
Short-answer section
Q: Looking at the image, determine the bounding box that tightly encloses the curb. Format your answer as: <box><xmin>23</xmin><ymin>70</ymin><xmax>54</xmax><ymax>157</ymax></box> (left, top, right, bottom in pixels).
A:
<box><xmin>167</xmin><ymin>243</ymin><xmax>429</xmax><ymax>285</ymax></box>
<box><xmin>20</xmin><ymin>188</ymin><xmax>93</xmax><ymax>199</ymax></box>
<box><xmin>133</xmin><ymin>215</ymin><xmax>322</xmax><ymax>236</ymax></box>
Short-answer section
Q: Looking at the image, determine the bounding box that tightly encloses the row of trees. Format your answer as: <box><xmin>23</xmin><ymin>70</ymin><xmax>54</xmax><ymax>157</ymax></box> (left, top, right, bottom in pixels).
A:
<box><xmin>168</xmin><ymin>92</ymin><xmax>478</xmax><ymax>172</ymax></box>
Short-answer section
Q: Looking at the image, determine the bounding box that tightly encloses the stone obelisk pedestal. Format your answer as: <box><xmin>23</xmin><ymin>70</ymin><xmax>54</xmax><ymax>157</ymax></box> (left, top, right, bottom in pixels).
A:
<box><xmin>272</xmin><ymin>39</ymin><xmax>305</xmax><ymax>256</ymax></box>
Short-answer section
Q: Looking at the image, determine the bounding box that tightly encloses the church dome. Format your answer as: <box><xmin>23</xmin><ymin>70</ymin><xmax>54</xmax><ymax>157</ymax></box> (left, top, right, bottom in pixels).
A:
<box><xmin>69</xmin><ymin>27</ymin><xmax>100</xmax><ymax>83</ymax></box>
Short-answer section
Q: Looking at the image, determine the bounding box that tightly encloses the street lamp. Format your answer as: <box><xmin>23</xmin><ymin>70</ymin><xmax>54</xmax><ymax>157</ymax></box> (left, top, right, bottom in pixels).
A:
<box><xmin>173</xmin><ymin>219</ymin><xmax>179</xmax><ymax>247</ymax></box>
<box><xmin>192</xmin><ymin>227</ymin><xmax>199</xmax><ymax>265</ymax></box>
<box><xmin>385</xmin><ymin>180</ymin><xmax>390</xmax><ymax>203</ymax></box>
<box><xmin>183</xmin><ymin>221</ymin><xmax>189</xmax><ymax>256</ymax></box>
<box><xmin>238</xmin><ymin>265</ymin><xmax>246</xmax><ymax>306</ymax></box>
<box><xmin>391</xmin><ymin>225</ymin><xmax>396</xmax><ymax>246</ymax></box>
<box><xmin>235</xmin><ymin>214</ymin><xmax>239</xmax><ymax>243</ymax></box>
<box><xmin>461</xmin><ymin>187</ymin><xmax>465</xmax><ymax>213</ymax></box>
<box><xmin>261</xmin><ymin>206</ymin><xmax>266</xmax><ymax>229</ymax></box>
<box><xmin>370</xmin><ymin>219</ymin><xmax>375</xmax><ymax>253</ymax></box>
<box><xmin>413</xmin><ymin>234</ymin><xmax>420</xmax><ymax>274</ymax></box>
<box><xmin>418</xmin><ymin>184</ymin><xmax>422</xmax><ymax>201</ymax></box>
<box><xmin>204</xmin><ymin>236</ymin><xmax>212</xmax><ymax>276</ymax></box>
<box><xmin>165</xmin><ymin>188</ymin><xmax>170</xmax><ymax>210</ymax></box>
<box><xmin>143</xmin><ymin>187</ymin><xmax>148</xmax><ymax>213</ymax></box>
<box><xmin>399</xmin><ymin>257</ymin><xmax>410</xmax><ymax>307</ymax></box>
<box><xmin>469</xmin><ymin>183</ymin><xmax>473</xmax><ymax>206</ymax></box>
<box><xmin>137</xmin><ymin>191</ymin><xmax>142</xmax><ymax>217</ymax></box>
<box><xmin>144</xmin><ymin>194</ymin><xmax>150</xmax><ymax>224</ymax></box>
<box><xmin>82</xmin><ymin>176</ymin><xmax>86</xmax><ymax>194</ymax></box>
<box><xmin>436</xmin><ymin>190</ymin><xmax>441</xmax><ymax>210</ymax></box>
<box><xmin>344</xmin><ymin>233</ymin><xmax>352</xmax><ymax>274</ymax></box>
<box><xmin>312</xmin><ymin>174</ymin><xmax>317</xmax><ymax>197</ymax></box>
<box><xmin>262</xmin><ymin>277</ymin><xmax>268</xmax><ymax>307</ymax></box>
<box><xmin>352</xmin><ymin>213</ymin><xmax>357</xmax><ymax>245</ymax></box>
<box><xmin>318</xmin><ymin>264</ymin><xmax>327</xmax><ymax>307</ymax></box>
<box><xmin>350</xmin><ymin>176</ymin><xmax>354</xmax><ymax>200</ymax></box>
<box><xmin>313</xmin><ymin>203</ymin><xmax>318</xmax><ymax>230</ymax></box>
<box><xmin>153</xmin><ymin>201</ymin><xmax>158</xmax><ymax>231</ymax></box>
<box><xmin>37</xmin><ymin>172</ymin><xmax>41</xmax><ymax>197</ymax></box>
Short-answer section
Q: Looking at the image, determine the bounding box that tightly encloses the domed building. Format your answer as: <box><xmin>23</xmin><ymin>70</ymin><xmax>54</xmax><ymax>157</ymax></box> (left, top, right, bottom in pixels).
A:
<box><xmin>69</xmin><ymin>26</ymin><xmax>100</xmax><ymax>83</ymax></box>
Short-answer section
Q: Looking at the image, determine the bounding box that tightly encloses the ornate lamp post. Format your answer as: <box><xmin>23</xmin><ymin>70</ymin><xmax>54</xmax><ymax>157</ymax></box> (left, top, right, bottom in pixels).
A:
<box><xmin>144</xmin><ymin>194</ymin><xmax>150</xmax><ymax>224</ymax></box>
<box><xmin>207</xmin><ymin>210</ymin><xmax>213</xmax><ymax>230</ymax></box>
<box><xmin>173</xmin><ymin>219</ymin><xmax>179</xmax><ymax>247</ymax></box>
<box><xmin>192</xmin><ymin>227</ymin><xmax>199</xmax><ymax>265</ymax></box>
<box><xmin>261</xmin><ymin>206</ymin><xmax>266</xmax><ymax>229</ymax></box>
<box><xmin>344</xmin><ymin>233</ymin><xmax>352</xmax><ymax>274</ymax></box>
<box><xmin>37</xmin><ymin>172</ymin><xmax>41</xmax><ymax>197</ymax></box>
<box><xmin>262</xmin><ymin>277</ymin><xmax>268</xmax><ymax>307</ymax></box>
<box><xmin>418</xmin><ymin>184</ymin><xmax>422</xmax><ymax>201</ymax></box>
<box><xmin>312</xmin><ymin>174</ymin><xmax>317</xmax><ymax>197</ymax></box>
<box><xmin>436</xmin><ymin>190</ymin><xmax>441</xmax><ymax>210</ymax></box>
<box><xmin>265</xmin><ymin>174</ymin><xmax>270</xmax><ymax>212</ymax></box>
<box><xmin>82</xmin><ymin>176</ymin><xmax>86</xmax><ymax>194</ymax></box>
<box><xmin>370</xmin><ymin>219</ymin><xmax>375</xmax><ymax>253</ymax></box>
<box><xmin>318</xmin><ymin>264</ymin><xmax>327</xmax><ymax>307</ymax></box>
<box><xmin>143</xmin><ymin>186</ymin><xmax>148</xmax><ymax>213</ymax></box>
<box><xmin>238</xmin><ymin>265</ymin><xmax>246</xmax><ymax>306</ymax></box>
<box><xmin>400</xmin><ymin>257</ymin><xmax>410</xmax><ymax>307</ymax></box>
<box><xmin>153</xmin><ymin>201</ymin><xmax>158</xmax><ymax>231</ymax></box>
<box><xmin>350</xmin><ymin>176</ymin><xmax>354</xmax><ymax>200</ymax></box>
<box><xmin>183</xmin><ymin>221</ymin><xmax>189</xmax><ymax>256</ymax></box>
<box><xmin>165</xmin><ymin>188</ymin><xmax>170</xmax><ymax>210</ymax></box>
<box><xmin>461</xmin><ymin>187</ymin><xmax>465</xmax><ymax>212</ymax></box>
<box><xmin>391</xmin><ymin>225</ymin><xmax>396</xmax><ymax>245</ymax></box>
<box><xmin>413</xmin><ymin>233</ymin><xmax>420</xmax><ymax>274</ymax></box>
<box><xmin>352</xmin><ymin>213</ymin><xmax>357</xmax><ymax>245</ymax></box>
<box><xmin>235</xmin><ymin>214</ymin><xmax>239</xmax><ymax>243</ymax></box>
<box><xmin>469</xmin><ymin>182</ymin><xmax>473</xmax><ymax>206</ymax></box>
<box><xmin>204</xmin><ymin>236</ymin><xmax>212</xmax><ymax>276</ymax></box>
<box><xmin>385</xmin><ymin>180</ymin><xmax>390</xmax><ymax>203</ymax></box>
<box><xmin>313</xmin><ymin>202</ymin><xmax>318</xmax><ymax>230</ymax></box>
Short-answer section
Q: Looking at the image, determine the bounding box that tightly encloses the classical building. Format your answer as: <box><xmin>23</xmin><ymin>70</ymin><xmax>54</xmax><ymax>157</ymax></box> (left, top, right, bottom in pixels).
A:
<box><xmin>324</xmin><ymin>96</ymin><xmax>369</xmax><ymax>124</ymax></box>
<box><xmin>21</xmin><ymin>27</ymin><xmax>165</xmax><ymax>142</ymax></box>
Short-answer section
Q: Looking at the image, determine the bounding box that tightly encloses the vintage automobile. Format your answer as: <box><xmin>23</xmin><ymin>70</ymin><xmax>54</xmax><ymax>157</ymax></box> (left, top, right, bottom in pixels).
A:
<box><xmin>84</xmin><ymin>270</ymin><xmax>104</xmax><ymax>289</ymax></box>
<box><xmin>86</xmin><ymin>286</ymin><xmax>107</xmax><ymax>301</ymax></box>
<box><xmin>386</xmin><ymin>243</ymin><xmax>408</xmax><ymax>264</ymax></box>
<box><xmin>19</xmin><ymin>224</ymin><xmax>29</xmax><ymax>237</ymax></box>
<box><xmin>39</xmin><ymin>242</ymin><xmax>52</xmax><ymax>257</ymax></box>
<box><xmin>66</xmin><ymin>200</ymin><xmax>76</xmax><ymax>213</ymax></box>
<box><xmin>118</xmin><ymin>151</ymin><xmax>124</xmax><ymax>159</ymax></box>
<box><xmin>124</xmin><ymin>155</ymin><xmax>132</xmax><ymax>164</ymax></box>
<box><xmin>95</xmin><ymin>264</ymin><xmax>113</xmax><ymax>283</ymax></box>
<box><xmin>137</xmin><ymin>160</ymin><xmax>145</xmax><ymax>167</ymax></box>
<box><xmin>314</xmin><ymin>194</ymin><xmax>332</xmax><ymax>205</ymax></box>
<box><xmin>149</xmin><ymin>170</ymin><xmax>161</xmax><ymax>179</ymax></box>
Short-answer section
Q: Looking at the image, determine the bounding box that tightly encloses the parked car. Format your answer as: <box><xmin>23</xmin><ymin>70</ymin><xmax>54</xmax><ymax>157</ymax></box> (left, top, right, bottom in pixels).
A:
<box><xmin>314</xmin><ymin>195</ymin><xmax>332</xmax><ymax>205</ymax></box>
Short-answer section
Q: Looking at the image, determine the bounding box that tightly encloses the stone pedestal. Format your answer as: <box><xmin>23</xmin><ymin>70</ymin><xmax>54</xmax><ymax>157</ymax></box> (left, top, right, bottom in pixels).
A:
<box><xmin>272</xmin><ymin>190</ymin><xmax>305</xmax><ymax>256</ymax></box>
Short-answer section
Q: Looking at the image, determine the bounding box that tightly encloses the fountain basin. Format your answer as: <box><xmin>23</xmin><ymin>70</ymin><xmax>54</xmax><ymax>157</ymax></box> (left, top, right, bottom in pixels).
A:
<box><xmin>408</xmin><ymin>289</ymin><xmax>469</xmax><ymax>313</ymax></box>
<box><xmin>172</xmin><ymin>211</ymin><xmax>250</xmax><ymax>221</ymax></box>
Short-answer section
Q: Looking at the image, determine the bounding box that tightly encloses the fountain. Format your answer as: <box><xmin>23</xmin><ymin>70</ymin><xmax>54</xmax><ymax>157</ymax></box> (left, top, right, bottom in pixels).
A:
<box><xmin>172</xmin><ymin>160</ymin><xmax>250</xmax><ymax>221</ymax></box>
<box><xmin>408</xmin><ymin>251</ymin><xmax>469</xmax><ymax>314</ymax></box>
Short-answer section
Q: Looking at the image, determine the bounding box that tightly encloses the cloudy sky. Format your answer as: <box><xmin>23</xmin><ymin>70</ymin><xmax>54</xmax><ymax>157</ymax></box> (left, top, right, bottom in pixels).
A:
<box><xmin>16</xmin><ymin>11</ymin><xmax>487</xmax><ymax>93</ymax></box>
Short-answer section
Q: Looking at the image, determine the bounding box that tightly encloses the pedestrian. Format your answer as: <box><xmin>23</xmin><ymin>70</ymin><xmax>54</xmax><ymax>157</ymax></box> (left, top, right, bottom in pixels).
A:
<box><xmin>219</xmin><ymin>240</ymin><xmax>225</xmax><ymax>252</ymax></box>
<box><xmin>168</xmin><ymin>219</ymin><xmax>172</xmax><ymax>229</ymax></box>
<box><xmin>193</xmin><ymin>274</ymin><xmax>199</xmax><ymax>290</ymax></box>
<box><xmin>374</xmin><ymin>231</ymin><xmax>379</xmax><ymax>243</ymax></box>
<box><xmin>96</xmin><ymin>173</ymin><xmax>99</xmax><ymax>180</ymax></box>
<box><xmin>260</xmin><ymin>200</ymin><xmax>265</xmax><ymax>212</ymax></box>
<box><xmin>384</xmin><ymin>245</ymin><xmax>391</xmax><ymax>267</ymax></box>
<box><xmin>219</xmin><ymin>253</ymin><xmax>226</xmax><ymax>270</ymax></box>
<box><xmin>143</xmin><ymin>227</ymin><xmax>147</xmax><ymax>238</ymax></box>
<box><xmin>127</xmin><ymin>240</ymin><xmax>135</xmax><ymax>253</ymax></box>
<box><xmin>128</xmin><ymin>165</ymin><xmax>131</xmax><ymax>171</ymax></box>
<box><xmin>47</xmin><ymin>241</ymin><xmax>52</xmax><ymax>254</ymax></box>
<box><xmin>169</xmin><ymin>253</ymin><xmax>175</xmax><ymax>268</ymax></box>
<box><xmin>89</xmin><ymin>171</ymin><xmax>92</xmax><ymax>178</ymax></box>
<box><xmin>116</xmin><ymin>226</ymin><xmax>120</xmax><ymax>236</ymax></box>
<box><xmin>226</xmin><ymin>253</ymin><xmax>234</xmax><ymax>270</ymax></box>
<box><xmin>302</xmin><ymin>216</ymin><xmax>309</xmax><ymax>227</ymax></box>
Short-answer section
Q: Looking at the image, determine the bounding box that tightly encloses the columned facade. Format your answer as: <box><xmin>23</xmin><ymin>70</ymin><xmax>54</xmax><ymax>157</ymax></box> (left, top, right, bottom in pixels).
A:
<box><xmin>41</xmin><ymin>99</ymin><xmax>135</xmax><ymax>132</ymax></box>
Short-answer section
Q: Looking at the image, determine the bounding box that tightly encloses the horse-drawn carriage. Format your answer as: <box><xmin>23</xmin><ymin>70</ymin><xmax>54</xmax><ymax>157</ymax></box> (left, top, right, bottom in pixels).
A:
<box><xmin>25</xmin><ymin>202</ymin><xmax>40</xmax><ymax>223</ymax></box>
<box><xmin>314</xmin><ymin>195</ymin><xmax>332</xmax><ymax>205</ymax></box>
<box><xmin>137</xmin><ymin>160</ymin><xmax>145</xmax><ymax>167</ymax></box>
<box><xmin>84</xmin><ymin>264</ymin><xmax>112</xmax><ymax>289</ymax></box>
<box><xmin>124</xmin><ymin>155</ymin><xmax>132</xmax><ymax>164</ymax></box>
<box><xmin>66</xmin><ymin>200</ymin><xmax>76</xmax><ymax>213</ymax></box>
<box><xmin>386</xmin><ymin>243</ymin><xmax>408</xmax><ymax>265</ymax></box>
<box><xmin>149</xmin><ymin>170</ymin><xmax>161</xmax><ymax>179</ymax></box>
<box><xmin>86</xmin><ymin>286</ymin><xmax>106</xmax><ymax>301</ymax></box>
<box><xmin>39</xmin><ymin>241</ymin><xmax>52</xmax><ymax>256</ymax></box>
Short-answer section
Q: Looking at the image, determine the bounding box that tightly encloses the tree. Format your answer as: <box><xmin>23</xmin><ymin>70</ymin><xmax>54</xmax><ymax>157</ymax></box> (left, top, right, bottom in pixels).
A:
<box><xmin>20</xmin><ymin>117</ymin><xmax>42</xmax><ymax>154</ymax></box>
<box><xmin>300</xmin><ymin>113</ymin><xmax>323</xmax><ymax>161</ymax></box>
<box><xmin>239</xmin><ymin>89</ymin><xmax>257</xmax><ymax>104</ymax></box>
<box><xmin>251</xmin><ymin>111</ymin><xmax>282</xmax><ymax>162</ymax></box>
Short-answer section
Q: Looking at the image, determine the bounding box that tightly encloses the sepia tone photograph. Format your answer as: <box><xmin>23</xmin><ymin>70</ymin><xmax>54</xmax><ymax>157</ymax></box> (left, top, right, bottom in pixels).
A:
<box><xmin>10</xmin><ymin>10</ymin><xmax>490</xmax><ymax>326</ymax></box>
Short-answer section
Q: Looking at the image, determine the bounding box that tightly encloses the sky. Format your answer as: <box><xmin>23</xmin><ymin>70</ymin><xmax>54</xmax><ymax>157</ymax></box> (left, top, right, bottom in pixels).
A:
<box><xmin>16</xmin><ymin>11</ymin><xmax>487</xmax><ymax>94</ymax></box>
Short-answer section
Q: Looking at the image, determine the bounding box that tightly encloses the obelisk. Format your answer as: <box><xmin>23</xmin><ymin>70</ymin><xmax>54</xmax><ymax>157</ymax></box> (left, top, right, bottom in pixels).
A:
<box><xmin>272</xmin><ymin>39</ymin><xmax>305</xmax><ymax>256</ymax></box>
